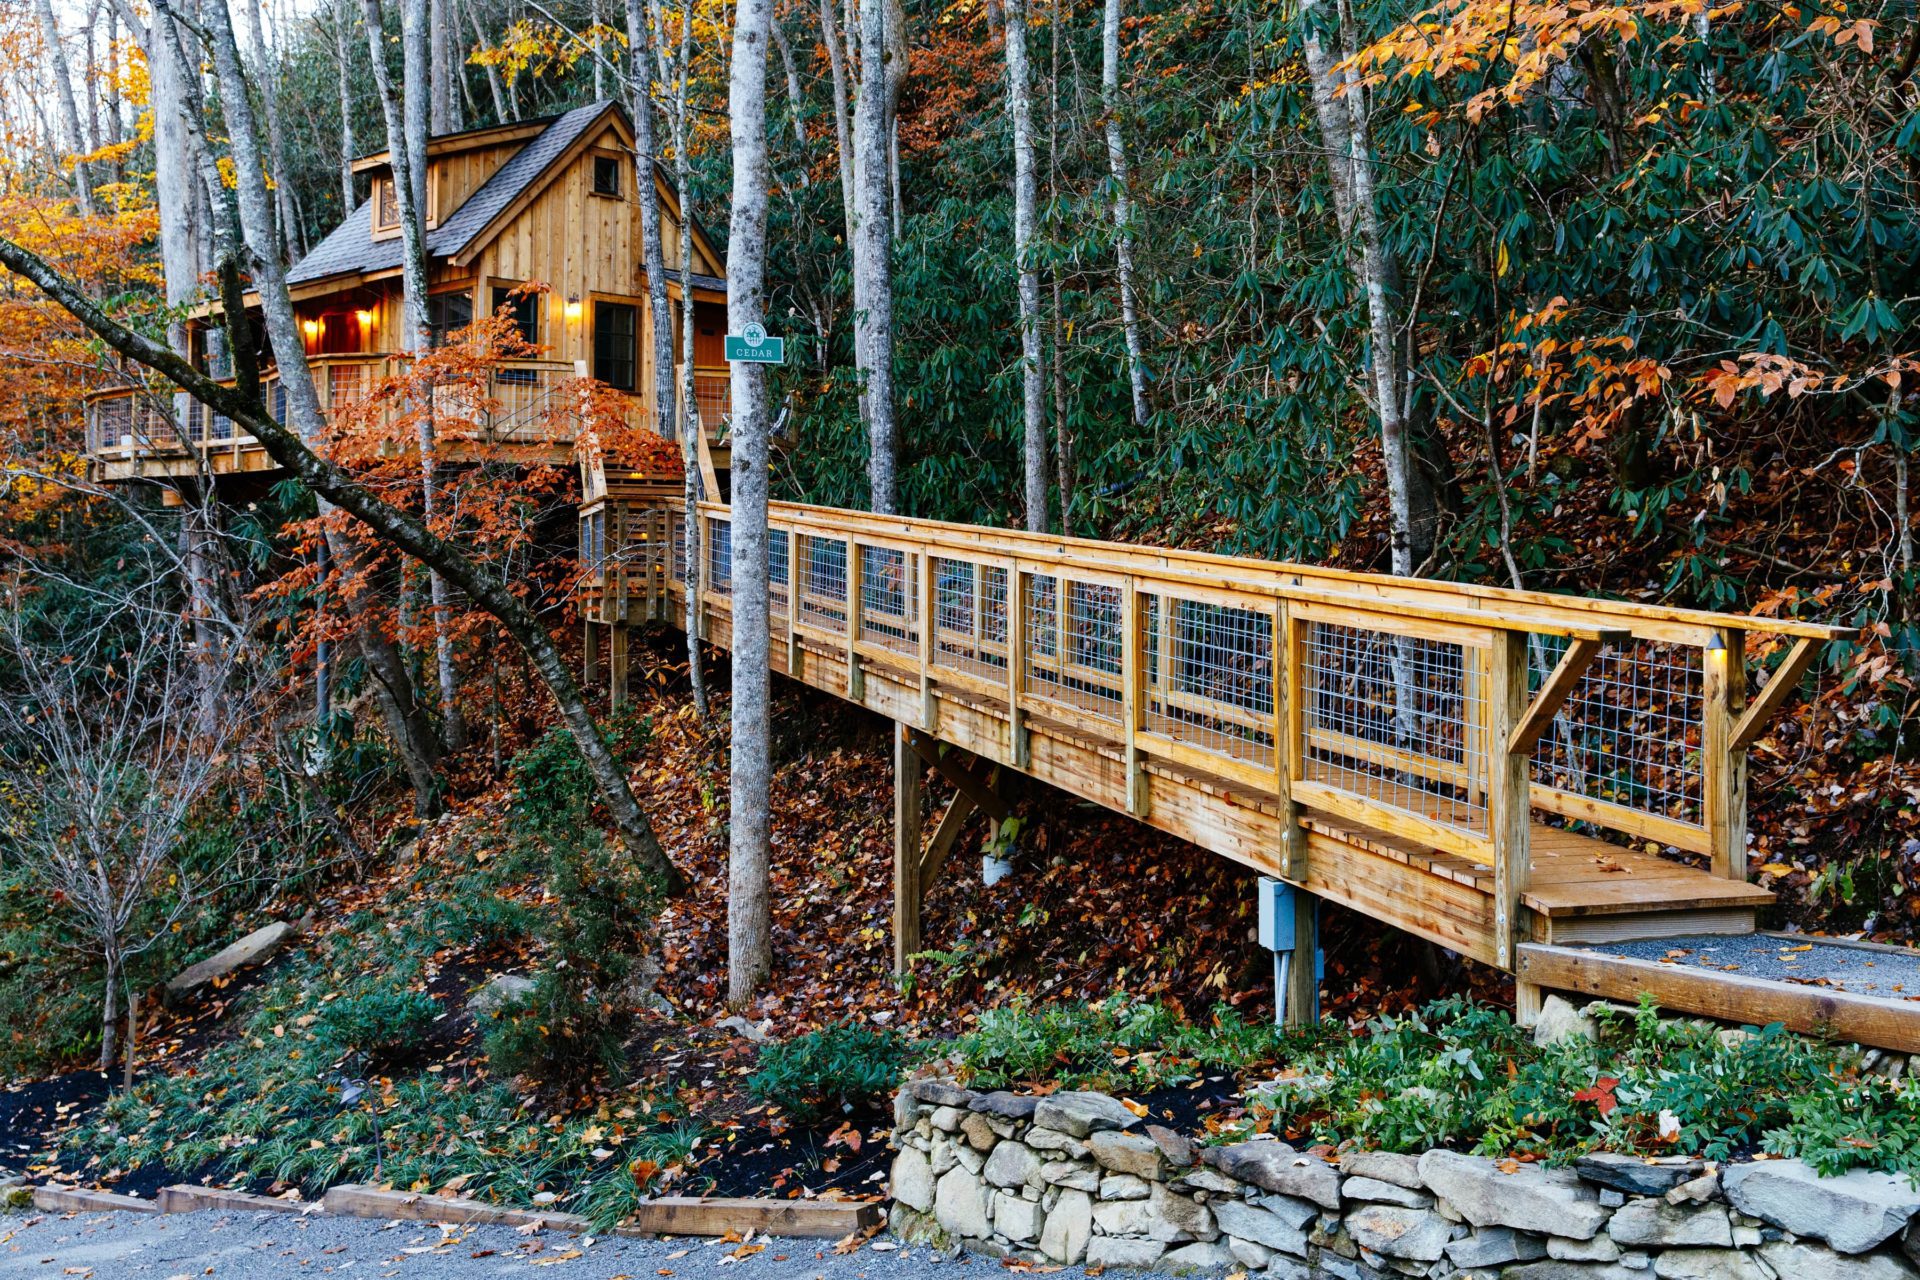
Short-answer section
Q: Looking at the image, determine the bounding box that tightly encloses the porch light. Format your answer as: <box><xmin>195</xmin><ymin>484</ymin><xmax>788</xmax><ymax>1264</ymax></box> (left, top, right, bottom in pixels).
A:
<box><xmin>355</xmin><ymin>308</ymin><xmax>376</xmax><ymax>330</ymax></box>
<box><xmin>301</xmin><ymin>318</ymin><xmax>321</xmax><ymax>343</ymax></box>
<box><xmin>565</xmin><ymin>295</ymin><xmax>583</xmax><ymax>322</ymax></box>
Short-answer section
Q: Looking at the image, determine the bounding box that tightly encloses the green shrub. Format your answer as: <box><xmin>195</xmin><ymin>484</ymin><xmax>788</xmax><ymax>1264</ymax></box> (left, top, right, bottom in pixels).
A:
<box><xmin>510</xmin><ymin>711</ymin><xmax>653</xmax><ymax>832</ymax></box>
<box><xmin>747</xmin><ymin>1022</ymin><xmax>916</xmax><ymax>1120</ymax></box>
<box><xmin>948</xmin><ymin>995</ymin><xmax>1317</xmax><ymax>1092</ymax></box>
<box><xmin>482</xmin><ymin>829</ymin><xmax>657</xmax><ymax>1088</ymax></box>
<box><xmin>314</xmin><ymin>985</ymin><xmax>442</xmax><ymax>1064</ymax></box>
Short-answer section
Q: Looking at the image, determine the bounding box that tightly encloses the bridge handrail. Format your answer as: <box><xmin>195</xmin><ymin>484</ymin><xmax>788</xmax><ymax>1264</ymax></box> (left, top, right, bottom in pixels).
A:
<box><xmin>679</xmin><ymin>499</ymin><xmax>1846</xmax><ymax>971</ymax></box>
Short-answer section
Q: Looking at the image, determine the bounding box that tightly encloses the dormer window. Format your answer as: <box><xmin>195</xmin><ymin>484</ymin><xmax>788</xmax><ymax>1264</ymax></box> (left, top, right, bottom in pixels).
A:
<box><xmin>371</xmin><ymin>172</ymin><xmax>438</xmax><ymax>239</ymax></box>
<box><xmin>591</xmin><ymin>154</ymin><xmax>622</xmax><ymax>198</ymax></box>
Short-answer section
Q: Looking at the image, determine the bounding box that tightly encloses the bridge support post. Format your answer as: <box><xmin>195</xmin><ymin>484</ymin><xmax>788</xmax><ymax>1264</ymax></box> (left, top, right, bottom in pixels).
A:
<box><xmin>893</xmin><ymin>722</ymin><xmax>925</xmax><ymax>975</ymax></box>
<box><xmin>609</xmin><ymin>623</ymin><xmax>629</xmax><ymax>711</ymax></box>
<box><xmin>1259</xmin><ymin>878</ymin><xmax>1321</xmax><ymax>1027</ymax></box>
<box><xmin>583</xmin><ymin>620</ymin><xmax>599</xmax><ymax>687</ymax></box>
<box><xmin>1704</xmin><ymin>628</ymin><xmax>1748</xmax><ymax>880</ymax></box>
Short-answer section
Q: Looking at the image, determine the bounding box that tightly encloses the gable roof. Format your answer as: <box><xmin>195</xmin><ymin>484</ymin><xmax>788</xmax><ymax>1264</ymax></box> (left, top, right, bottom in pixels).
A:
<box><xmin>287</xmin><ymin>101</ymin><xmax>614</xmax><ymax>288</ymax></box>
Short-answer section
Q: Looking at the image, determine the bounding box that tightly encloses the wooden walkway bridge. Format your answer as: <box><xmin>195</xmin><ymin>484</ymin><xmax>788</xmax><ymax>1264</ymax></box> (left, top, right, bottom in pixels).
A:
<box><xmin>581</xmin><ymin>497</ymin><xmax>1909</xmax><ymax>1043</ymax></box>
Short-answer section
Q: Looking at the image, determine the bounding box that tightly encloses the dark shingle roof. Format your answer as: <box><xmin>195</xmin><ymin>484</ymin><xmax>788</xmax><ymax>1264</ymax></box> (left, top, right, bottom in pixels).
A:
<box><xmin>288</xmin><ymin>102</ymin><xmax>613</xmax><ymax>288</ymax></box>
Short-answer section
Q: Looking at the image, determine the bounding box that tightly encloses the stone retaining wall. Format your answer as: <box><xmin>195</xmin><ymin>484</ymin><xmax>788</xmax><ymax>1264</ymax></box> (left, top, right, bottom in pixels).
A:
<box><xmin>887</xmin><ymin>1080</ymin><xmax>1920</xmax><ymax>1279</ymax></box>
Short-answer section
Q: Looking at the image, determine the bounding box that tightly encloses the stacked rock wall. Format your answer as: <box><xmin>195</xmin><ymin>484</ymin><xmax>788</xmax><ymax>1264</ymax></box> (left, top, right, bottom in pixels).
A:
<box><xmin>888</xmin><ymin>1081</ymin><xmax>1920</xmax><ymax>1278</ymax></box>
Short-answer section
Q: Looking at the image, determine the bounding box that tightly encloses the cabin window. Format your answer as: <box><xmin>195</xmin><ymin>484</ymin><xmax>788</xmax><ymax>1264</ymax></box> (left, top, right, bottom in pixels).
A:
<box><xmin>593</xmin><ymin>301</ymin><xmax>638</xmax><ymax>391</ymax></box>
<box><xmin>427</xmin><ymin>292</ymin><xmax>473</xmax><ymax>348</ymax></box>
<box><xmin>491</xmin><ymin>286</ymin><xmax>540</xmax><ymax>345</ymax></box>
<box><xmin>375</xmin><ymin>178</ymin><xmax>399</xmax><ymax>232</ymax></box>
<box><xmin>592</xmin><ymin>154</ymin><xmax>622</xmax><ymax>198</ymax></box>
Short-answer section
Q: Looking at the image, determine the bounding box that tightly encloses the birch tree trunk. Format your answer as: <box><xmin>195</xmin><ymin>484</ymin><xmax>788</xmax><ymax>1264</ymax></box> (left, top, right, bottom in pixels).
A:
<box><xmin>628</xmin><ymin>0</ymin><xmax>676</xmax><ymax>439</ymax></box>
<box><xmin>244</xmin><ymin>0</ymin><xmax>301</xmax><ymax>258</ymax></box>
<box><xmin>335</xmin><ymin>0</ymin><xmax>357</xmax><ymax>210</ymax></box>
<box><xmin>1101</xmin><ymin>0</ymin><xmax>1148</xmax><ymax>432</ymax></box>
<box><xmin>654</xmin><ymin>0</ymin><xmax>709</xmax><ymax>716</ymax></box>
<box><xmin>770</xmin><ymin>18</ymin><xmax>809</xmax><ymax>154</ymax></box>
<box><xmin>854</xmin><ymin>0</ymin><xmax>898</xmax><ymax>512</ymax></box>
<box><xmin>1004</xmin><ymin>0</ymin><xmax>1046</xmax><ymax>532</ymax></box>
<box><xmin>471</xmin><ymin>0</ymin><xmax>511</xmax><ymax>122</ymax></box>
<box><xmin>431</xmin><ymin>0</ymin><xmax>453</xmax><ymax>131</ymax></box>
<box><xmin>33</xmin><ymin>0</ymin><xmax>93</xmax><ymax>216</ymax></box>
<box><xmin>367</xmin><ymin>0</ymin><xmax>467</xmax><ymax>749</ymax></box>
<box><xmin>725</xmin><ymin>0</ymin><xmax>774</xmax><ymax>1005</ymax></box>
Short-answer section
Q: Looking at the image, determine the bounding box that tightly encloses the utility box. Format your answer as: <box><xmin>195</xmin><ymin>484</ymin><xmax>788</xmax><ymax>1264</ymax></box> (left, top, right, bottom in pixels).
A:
<box><xmin>1257</xmin><ymin>876</ymin><xmax>1297</xmax><ymax>952</ymax></box>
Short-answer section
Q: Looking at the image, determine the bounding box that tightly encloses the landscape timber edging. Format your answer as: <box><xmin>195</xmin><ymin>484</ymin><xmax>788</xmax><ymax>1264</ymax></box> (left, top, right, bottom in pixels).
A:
<box><xmin>888</xmin><ymin>1079</ymin><xmax>1920</xmax><ymax>1278</ymax></box>
<box><xmin>19</xmin><ymin>1181</ymin><xmax>883</xmax><ymax>1242</ymax></box>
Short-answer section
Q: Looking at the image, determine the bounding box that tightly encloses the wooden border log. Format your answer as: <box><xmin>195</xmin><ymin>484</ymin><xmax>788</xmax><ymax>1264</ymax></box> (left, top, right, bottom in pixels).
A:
<box><xmin>33</xmin><ymin>1186</ymin><xmax>162</xmax><ymax>1215</ymax></box>
<box><xmin>158</xmin><ymin>1184</ymin><xmax>311</xmax><ymax>1214</ymax></box>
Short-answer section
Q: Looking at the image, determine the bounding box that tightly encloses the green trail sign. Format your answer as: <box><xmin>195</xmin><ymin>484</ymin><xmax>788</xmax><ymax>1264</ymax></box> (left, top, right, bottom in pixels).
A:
<box><xmin>724</xmin><ymin>322</ymin><xmax>786</xmax><ymax>365</ymax></box>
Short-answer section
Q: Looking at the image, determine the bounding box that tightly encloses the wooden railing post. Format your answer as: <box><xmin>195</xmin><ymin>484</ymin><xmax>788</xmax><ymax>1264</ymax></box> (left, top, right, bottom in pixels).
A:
<box><xmin>1275</xmin><ymin>600</ymin><xmax>1305</xmax><ymax>881</ymax></box>
<box><xmin>1122</xmin><ymin>582</ymin><xmax>1147</xmax><ymax>816</ymax></box>
<box><xmin>846</xmin><ymin>538</ymin><xmax>865</xmax><ymax>701</ymax></box>
<box><xmin>1703</xmin><ymin>627</ymin><xmax>1749</xmax><ymax>880</ymax></box>
<box><xmin>918</xmin><ymin>552</ymin><xmax>937</xmax><ymax>731</ymax></box>
<box><xmin>695</xmin><ymin>511</ymin><xmax>710</xmax><ymax>642</ymax></box>
<box><xmin>1487</xmin><ymin>627</ymin><xmax>1531</xmax><ymax>972</ymax></box>
<box><xmin>1006</xmin><ymin>562</ymin><xmax>1029</xmax><ymax>769</ymax></box>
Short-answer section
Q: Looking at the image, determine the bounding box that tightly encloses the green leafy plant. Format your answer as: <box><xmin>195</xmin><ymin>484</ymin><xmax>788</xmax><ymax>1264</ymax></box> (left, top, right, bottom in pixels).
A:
<box><xmin>747</xmin><ymin>1022</ymin><xmax>917</xmax><ymax>1120</ymax></box>
<box><xmin>313</xmin><ymin>984</ymin><xmax>442</xmax><ymax>1066</ymax></box>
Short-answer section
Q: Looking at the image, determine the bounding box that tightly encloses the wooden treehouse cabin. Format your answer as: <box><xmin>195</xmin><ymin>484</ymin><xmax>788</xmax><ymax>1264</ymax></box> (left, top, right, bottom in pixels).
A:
<box><xmin>81</xmin><ymin>101</ymin><xmax>730</xmax><ymax>493</ymax></box>
<box><xmin>592</xmin><ymin>494</ymin><xmax>1898</xmax><ymax>1046</ymax></box>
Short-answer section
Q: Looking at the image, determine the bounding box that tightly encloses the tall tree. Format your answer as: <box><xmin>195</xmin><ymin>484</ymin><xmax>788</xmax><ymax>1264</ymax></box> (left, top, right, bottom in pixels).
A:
<box><xmin>651</xmin><ymin>0</ymin><xmax>709</xmax><ymax>716</ymax></box>
<box><xmin>627</xmin><ymin>0</ymin><xmax>675</xmax><ymax>441</ymax></box>
<box><xmin>852</xmin><ymin>0</ymin><xmax>899</xmax><ymax>512</ymax></box>
<box><xmin>1004</xmin><ymin>0</ymin><xmax>1045</xmax><ymax>531</ymax></box>
<box><xmin>32</xmin><ymin>0</ymin><xmax>92</xmax><ymax>216</ymax></box>
<box><xmin>243</xmin><ymin>0</ymin><xmax>301</xmax><ymax>257</ymax></box>
<box><xmin>725</xmin><ymin>0</ymin><xmax>774</xmax><ymax>1005</ymax></box>
<box><xmin>1100</xmin><ymin>0</ymin><xmax>1148</xmax><ymax>435</ymax></box>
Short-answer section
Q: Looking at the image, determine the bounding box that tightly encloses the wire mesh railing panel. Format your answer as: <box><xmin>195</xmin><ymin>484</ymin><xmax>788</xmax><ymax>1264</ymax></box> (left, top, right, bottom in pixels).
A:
<box><xmin>768</xmin><ymin>528</ymin><xmax>791</xmax><ymax>620</ymax></box>
<box><xmin>1300</xmin><ymin>619</ymin><xmax>1487</xmax><ymax>834</ymax></box>
<box><xmin>326</xmin><ymin>365</ymin><xmax>368</xmax><ymax>418</ymax></box>
<box><xmin>931</xmin><ymin>558</ymin><xmax>1010</xmax><ymax>682</ymax></box>
<box><xmin>1529</xmin><ymin>637</ymin><xmax>1705</xmax><ymax>828</ymax></box>
<box><xmin>1022</xmin><ymin>574</ymin><xmax>1122</xmax><ymax>722</ymax></box>
<box><xmin>857</xmin><ymin>544</ymin><xmax>918</xmax><ymax>652</ymax></box>
<box><xmin>707</xmin><ymin>518</ymin><xmax>733</xmax><ymax>595</ymax></box>
<box><xmin>797</xmin><ymin>534</ymin><xmax>849</xmax><ymax>634</ymax></box>
<box><xmin>1143</xmin><ymin>593</ymin><xmax>1276</xmax><ymax>770</ymax></box>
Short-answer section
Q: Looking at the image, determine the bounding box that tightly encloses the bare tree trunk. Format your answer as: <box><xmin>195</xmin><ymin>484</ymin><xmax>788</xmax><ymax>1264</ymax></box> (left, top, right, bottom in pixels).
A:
<box><xmin>628</xmin><ymin>0</ymin><xmax>675</xmax><ymax>438</ymax></box>
<box><xmin>471</xmin><ymin>0</ymin><xmax>510</xmax><ymax>123</ymax></box>
<box><xmin>335</xmin><ymin>0</ymin><xmax>357</xmax><ymax>210</ymax></box>
<box><xmin>34</xmin><ymin>0</ymin><xmax>93</xmax><ymax>215</ymax></box>
<box><xmin>367</xmin><ymin>0</ymin><xmax>466</xmax><ymax>749</ymax></box>
<box><xmin>431</xmin><ymin>0</ymin><xmax>453</xmax><ymax>131</ymax></box>
<box><xmin>656</xmin><ymin>0</ymin><xmax>709</xmax><ymax>716</ymax></box>
<box><xmin>725</xmin><ymin>0</ymin><xmax>774</xmax><ymax>1005</ymax></box>
<box><xmin>97</xmin><ymin>948</ymin><xmax>120</xmax><ymax>1074</ymax></box>
<box><xmin>821</xmin><ymin>0</ymin><xmax>855</xmax><ymax>235</ymax></box>
<box><xmin>244</xmin><ymin>0</ymin><xmax>300</xmax><ymax>257</ymax></box>
<box><xmin>770</xmin><ymin>18</ymin><xmax>809</xmax><ymax>154</ymax></box>
<box><xmin>855</xmin><ymin>0</ymin><xmax>898</xmax><ymax>511</ymax></box>
<box><xmin>1005</xmin><ymin>0</ymin><xmax>1045</xmax><ymax>531</ymax></box>
<box><xmin>1101</xmin><ymin>0</ymin><xmax>1148</xmax><ymax>432</ymax></box>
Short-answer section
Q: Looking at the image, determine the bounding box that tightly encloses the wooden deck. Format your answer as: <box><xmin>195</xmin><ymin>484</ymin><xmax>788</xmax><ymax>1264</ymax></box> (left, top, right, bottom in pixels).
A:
<box><xmin>587</xmin><ymin>497</ymin><xmax>1889</xmax><ymax>1034</ymax></box>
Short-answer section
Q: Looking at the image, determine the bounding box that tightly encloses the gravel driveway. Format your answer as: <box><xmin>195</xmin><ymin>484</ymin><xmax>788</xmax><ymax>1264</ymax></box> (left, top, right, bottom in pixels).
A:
<box><xmin>0</xmin><ymin>1210</ymin><xmax>1018</xmax><ymax>1280</ymax></box>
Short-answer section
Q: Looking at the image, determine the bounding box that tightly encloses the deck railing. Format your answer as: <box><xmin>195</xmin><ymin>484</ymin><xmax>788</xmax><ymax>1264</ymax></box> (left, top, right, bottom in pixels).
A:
<box><xmin>685</xmin><ymin>500</ymin><xmax>1842</xmax><ymax>969</ymax></box>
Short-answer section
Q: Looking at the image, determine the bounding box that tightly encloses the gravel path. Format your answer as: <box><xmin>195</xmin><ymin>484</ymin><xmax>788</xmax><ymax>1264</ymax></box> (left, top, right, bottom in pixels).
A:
<box><xmin>0</xmin><ymin>1209</ymin><xmax>1094</xmax><ymax>1280</ymax></box>
<box><xmin>1601</xmin><ymin>932</ymin><xmax>1920</xmax><ymax>997</ymax></box>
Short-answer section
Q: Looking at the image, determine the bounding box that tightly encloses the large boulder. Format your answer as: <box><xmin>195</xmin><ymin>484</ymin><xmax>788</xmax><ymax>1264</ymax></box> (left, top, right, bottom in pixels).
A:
<box><xmin>1212</xmin><ymin>1198</ymin><xmax>1309</xmax><ymax>1256</ymax></box>
<box><xmin>983</xmin><ymin>1140</ymin><xmax>1041</xmax><ymax>1190</ymax></box>
<box><xmin>1032</xmin><ymin>1092</ymin><xmax>1139</xmax><ymax>1139</ymax></box>
<box><xmin>1607</xmin><ymin>1199</ymin><xmax>1732</xmax><ymax>1248</ymax></box>
<box><xmin>1039</xmin><ymin>1188</ymin><xmax>1091</xmax><ymax>1264</ymax></box>
<box><xmin>932</xmin><ymin>1166</ymin><xmax>991</xmax><ymax>1240</ymax></box>
<box><xmin>465</xmin><ymin>972</ymin><xmax>536</xmax><ymax>1018</ymax></box>
<box><xmin>1089</xmin><ymin>1131</ymin><xmax>1165</xmax><ymax>1181</ymax></box>
<box><xmin>1759</xmin><ymin>1239</ymin><xmax>1920</xmax><ymax>1280</ymax></box>
<box><xmin>1204</xmin><ymin>1141</ymin><xmax>1341</xmax><ymax>1209</ymax></box>
<box><xmin>1722</xmin><ymin>1158</ymin><xmax>1920</xmax><ymax>1253</ymax></box>
<box><xmin>1416</xmin><ymin>1150</ymin><xmax>1611</xmax><ymax>1240</ymax></box>
<box><xmin>891</xmin><ymin>1147</ymin><xmax>935</xmax><ymax>1212</ymax></box>
<box><xmin>1345</xmin><ymin>1205</ymin><xmax>1454</xmax><ymax>1262</ymax></box>
<box><xmin>167</xmin><ymin>921</ymin><xmax>296</xmax><ymax>995</ymax></box>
